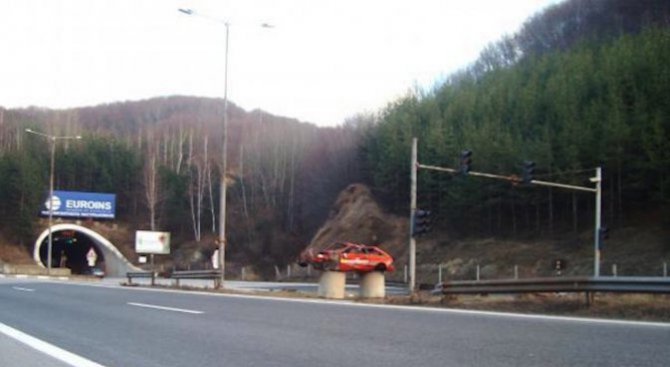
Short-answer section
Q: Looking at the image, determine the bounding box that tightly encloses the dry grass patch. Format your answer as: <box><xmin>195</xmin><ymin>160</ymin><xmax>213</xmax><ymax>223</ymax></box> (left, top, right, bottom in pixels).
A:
<box><xmin>383</xmin><ymin>292</ymin><xmax>670</xmax><ymax>322</ymax></box>
<box><xmin>0</xmin><ymin>242</ymin><xmax>33</xmax><ymax>264</ymax></box>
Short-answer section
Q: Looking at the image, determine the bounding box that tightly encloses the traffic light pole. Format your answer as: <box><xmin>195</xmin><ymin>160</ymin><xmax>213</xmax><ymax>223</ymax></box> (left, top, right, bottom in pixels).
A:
<box><xmin>412</xmin><ymin>138</ymin><xmax>604</xmax><ymax>278</ymax></box>
<box><xmin>409</xmin><ymin>138</ymin><xmax>418</xmax><ymax>293</ymax></box>
<box><xmin>594</xmin><ymin>166</ymin><xmax>602</xmax><ymax>277</ymax></box>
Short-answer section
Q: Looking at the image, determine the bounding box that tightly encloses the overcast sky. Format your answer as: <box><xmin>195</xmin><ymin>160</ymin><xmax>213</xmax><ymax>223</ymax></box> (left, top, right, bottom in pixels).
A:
<box><xmin>0</xmin><ymin>0</ymin><xmax>560</xmax><ymax>126</ymax></box>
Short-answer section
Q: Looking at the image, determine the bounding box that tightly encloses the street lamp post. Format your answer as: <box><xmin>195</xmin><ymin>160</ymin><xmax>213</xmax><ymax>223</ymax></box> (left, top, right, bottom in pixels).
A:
<box><xmin>25</xmin><ymin>129</ymin><xmax>81</xmax><ymax>275</ymax></box>
<box><xmin>179</xmin><ymin>8</ymin><xmax>272</xmax><ymax>288</ymax></box>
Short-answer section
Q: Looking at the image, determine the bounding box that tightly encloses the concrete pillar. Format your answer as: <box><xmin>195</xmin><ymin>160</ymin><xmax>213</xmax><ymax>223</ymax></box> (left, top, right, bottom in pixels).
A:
<box><xmin>360</xmin><ymin>271</ymin><xmax>385</xmax><ymax>298</ymax></box>
<box><xmin>318</xmin><ymin>271</ymin><xmax>346</xmax><ymax>299</ymax></box>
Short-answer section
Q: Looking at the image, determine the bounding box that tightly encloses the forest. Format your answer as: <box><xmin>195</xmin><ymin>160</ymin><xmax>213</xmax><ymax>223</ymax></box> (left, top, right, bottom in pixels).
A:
<box><xmin>367</xmin><ymin>0</ymin><xmax>670</xmax><ymax>237</ymax></box>
<box><xmin>0</xmin><ymin>0</ymin><xmax>668</xmax><ymax>267</ymax></box>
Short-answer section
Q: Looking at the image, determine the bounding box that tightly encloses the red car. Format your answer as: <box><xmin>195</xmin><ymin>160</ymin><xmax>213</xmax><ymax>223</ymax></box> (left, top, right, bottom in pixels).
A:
<box><xmin>298</xmin><ymin>242</ymin><xmax>395</xmax><ymax>273</ymax></box>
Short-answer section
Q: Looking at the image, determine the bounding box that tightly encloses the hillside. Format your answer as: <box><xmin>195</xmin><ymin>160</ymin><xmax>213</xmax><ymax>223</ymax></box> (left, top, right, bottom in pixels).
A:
<box><xmin>304</xmin><ymin>184</ymin><xmax>670</xmax><ymax>284</ymax></box>
<box><xmin>365</xmin><ymin>27</ymin><xmax>670</xmax><ymax>240</ymax></box>
<box><xmin>414</xmin><ymin>225</ymin><xmax>670</xmax><ymax>284</ymax></box>
<box><xmin>1</xmin><ymin>0</ymin><xmax>669</xmax><ymax>272</ymax></box>
<box><xmin>0</xmin><ymin>96</ymin><xmax>367</xmax><ymax>267</ymax></box>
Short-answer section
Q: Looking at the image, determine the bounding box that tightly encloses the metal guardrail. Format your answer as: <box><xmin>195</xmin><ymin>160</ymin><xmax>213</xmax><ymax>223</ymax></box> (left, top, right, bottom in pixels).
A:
<box><xmin>126</xmin><ymin>270</ymin><xmax>222</xmax><ymax>287</ymax></box>
<box><xmin>433</xmin><ymin>276</ymin><xmax>670</xmax><ymax>295</ymax></box>
<box><xmin>126</xmin><ymin>271</ymin><xmax>153</xmax><ymax>285</ymax></box>
<box><xmin>171</xmin><ymin>269</ymin><xmax>221</xmax><ymax>288</ymax></box>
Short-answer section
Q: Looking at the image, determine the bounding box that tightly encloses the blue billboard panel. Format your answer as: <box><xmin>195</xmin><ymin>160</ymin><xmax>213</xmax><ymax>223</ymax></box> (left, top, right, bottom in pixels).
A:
<box><xmin>41</xmin><ymin>191</ymin><xmax>116</xmax><ymax>219</ymax></box>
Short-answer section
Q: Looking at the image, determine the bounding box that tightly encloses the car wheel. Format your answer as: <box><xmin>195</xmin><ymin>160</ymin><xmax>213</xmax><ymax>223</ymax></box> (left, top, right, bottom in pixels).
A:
<box><xmin>298</xmin><ymin>261</ymin><xmax>307</xmax><ymax>267</ymax></box>
<box><xmin>374</xmin><ymin>264</ymin><xmax>387</xmax><ymax>272</ymax></box>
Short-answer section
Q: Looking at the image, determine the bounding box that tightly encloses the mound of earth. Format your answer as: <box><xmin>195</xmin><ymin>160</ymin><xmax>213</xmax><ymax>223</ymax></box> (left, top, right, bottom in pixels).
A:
<box><xmin>307</xmin><ymin>184</ymin><xmax>408</xmax><ymax>259</ymax></box>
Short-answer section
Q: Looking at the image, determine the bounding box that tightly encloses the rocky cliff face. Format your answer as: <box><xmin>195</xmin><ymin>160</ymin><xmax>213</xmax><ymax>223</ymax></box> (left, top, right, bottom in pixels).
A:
<box><xmin>307</xmin><ymin>184</ymin><xmax>408</xmax><ymax>259</ymax></box>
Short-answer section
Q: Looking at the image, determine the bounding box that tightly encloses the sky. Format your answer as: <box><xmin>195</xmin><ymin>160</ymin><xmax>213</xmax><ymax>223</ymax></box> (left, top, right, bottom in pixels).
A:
<box><xmin>0</xmin><ymin>0</ymin><xmax>561</xmax><ymax>126</ymax></box>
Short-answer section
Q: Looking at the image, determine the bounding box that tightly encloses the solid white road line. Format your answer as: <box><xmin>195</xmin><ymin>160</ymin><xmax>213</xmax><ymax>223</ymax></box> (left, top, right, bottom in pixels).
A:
<box><xmin>12</xmin><ymin>286</ymin><xmax>35</xmax><ymax>292</ymax></box>
<box><xmin>0</xmin><ymin>322</ymin><xmax>106</xmax><ymax>367</ymax></box>
<box><xmin>127</xmin><ymin>302</ymin><xmax>204</xmax><ymax>314</ymax></box>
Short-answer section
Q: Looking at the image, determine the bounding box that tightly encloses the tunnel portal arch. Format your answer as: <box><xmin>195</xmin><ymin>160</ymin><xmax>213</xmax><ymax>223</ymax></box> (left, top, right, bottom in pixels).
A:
<box><xmin>33</xmin><ymin>223</ymin><xmax>140</xmax><ymax>277</ymax></box>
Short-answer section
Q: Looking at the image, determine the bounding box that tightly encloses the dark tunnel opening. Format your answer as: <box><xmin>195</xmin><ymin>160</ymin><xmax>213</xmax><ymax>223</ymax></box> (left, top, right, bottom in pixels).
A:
<box><xmin>38</xmin><ymin>229</ymin><xmax>106</xmax><ymax>276</ymax></box>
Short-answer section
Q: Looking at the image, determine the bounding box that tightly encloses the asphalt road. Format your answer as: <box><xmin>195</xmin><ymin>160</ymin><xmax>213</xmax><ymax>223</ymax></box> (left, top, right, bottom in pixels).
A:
<box><xmin>1</xmin><ymin>277</ymin><xmax>669</xmax><ymax>367</ymax></box>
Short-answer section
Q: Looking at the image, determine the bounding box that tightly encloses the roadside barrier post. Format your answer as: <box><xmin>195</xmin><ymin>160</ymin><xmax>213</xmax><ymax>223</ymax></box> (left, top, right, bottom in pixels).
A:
<box><xmin>514</xmin><ymin>265</ymin><xmax>519</xmax><ymax>280</ymax></box>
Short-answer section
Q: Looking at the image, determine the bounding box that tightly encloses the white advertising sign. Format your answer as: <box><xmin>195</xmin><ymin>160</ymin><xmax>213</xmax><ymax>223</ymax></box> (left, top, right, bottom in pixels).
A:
<box><xmin>135</xmin><ymin>231</ymin><xmax>171</xmax><ymax>254</ymax></box>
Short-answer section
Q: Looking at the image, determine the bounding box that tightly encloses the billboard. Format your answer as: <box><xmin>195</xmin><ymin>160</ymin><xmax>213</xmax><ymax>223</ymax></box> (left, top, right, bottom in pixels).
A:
<box><xmin>41</xmin><ymin>191</ymin><xmax>116</xmax><ymax>219</ymax></box>
<box><xmin>135</xmin><ymin>230</ymin><xmax>171</xmax><ymax>254</ymax></box>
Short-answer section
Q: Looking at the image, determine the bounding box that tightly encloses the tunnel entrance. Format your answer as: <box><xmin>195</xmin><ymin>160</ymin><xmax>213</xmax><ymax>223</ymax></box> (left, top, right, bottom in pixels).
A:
<box><xmin>38</xmin><ymin>229</ymin><xmax>105</xmax><ymax>275</ymax></box>
<box><xmin>33</xmin><ymin>223</ymin><xmax>141</xmax><ymax>277</ymax></box>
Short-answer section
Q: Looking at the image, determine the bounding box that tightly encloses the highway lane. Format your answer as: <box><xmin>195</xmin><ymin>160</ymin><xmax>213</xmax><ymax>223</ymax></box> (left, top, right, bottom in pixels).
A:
<box><xmin>1</xmin><ymin>277</ymin><xmax>669</xmax><ymax>367</ymax></box>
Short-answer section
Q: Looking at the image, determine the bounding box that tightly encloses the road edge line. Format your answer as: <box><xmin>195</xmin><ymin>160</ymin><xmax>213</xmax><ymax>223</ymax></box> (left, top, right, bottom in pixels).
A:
<box><xmin>0</xmin><ymin>322</ymin><xmax>106</xmax><ymax>367</ymax></box>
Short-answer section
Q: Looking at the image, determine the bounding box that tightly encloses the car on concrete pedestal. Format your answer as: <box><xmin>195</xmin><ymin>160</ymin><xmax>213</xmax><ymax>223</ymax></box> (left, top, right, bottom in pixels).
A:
<box><xmin>298</xmin><ymin>242</ymin><xmax>395</xmax><ymax>273</ymax></box>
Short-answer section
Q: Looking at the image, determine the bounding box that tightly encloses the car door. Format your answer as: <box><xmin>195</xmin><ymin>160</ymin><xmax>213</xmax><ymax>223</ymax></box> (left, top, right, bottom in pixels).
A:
<box><xmin>366</xmin><ymin>247</ymin><xmax>388</xmax><ymax>269</ymax></box>
<box><xmin>341</xmin><ymin>246</ymin><xmax>367</xmax><ymax>271</ymax></box>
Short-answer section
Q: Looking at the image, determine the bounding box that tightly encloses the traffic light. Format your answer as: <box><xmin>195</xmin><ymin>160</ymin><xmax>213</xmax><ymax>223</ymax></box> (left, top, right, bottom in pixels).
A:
<box><xmin>522</xmin><ymin>161</ymin><xmax>536</xmax><ymax>184</ymax></box>
<box><xmin>460</xmin><ymin>150</ymin><xmax>472</xmax><ymax>175</ymax></box>
<box><xmin>412</xmin><ymin>209</ymin><xmax>431</xmax><ymax>237</ymax></box>
<box><xmin>598</xmin><ymin>227</ymin><xmax>609</xmax><ymax>249</ymax></box>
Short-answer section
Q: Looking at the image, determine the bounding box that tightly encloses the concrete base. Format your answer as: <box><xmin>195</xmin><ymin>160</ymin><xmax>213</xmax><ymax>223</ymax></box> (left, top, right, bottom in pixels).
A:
<box><xmin>318</xmin><ymin>271</ymin><xmax>346</xmax><ymax>299</ymax></box>
<box><xmin>359</xmin><ymin>271</ymin><xmax>385</xmax><ymax>298</ymax></box>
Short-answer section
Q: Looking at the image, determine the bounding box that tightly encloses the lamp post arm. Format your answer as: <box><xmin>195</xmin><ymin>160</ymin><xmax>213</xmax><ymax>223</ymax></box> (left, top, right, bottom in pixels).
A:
<box><xmin>178</xmin><ymin>7</ymin><xmax>273</xmax><ymax>289</ymax></box>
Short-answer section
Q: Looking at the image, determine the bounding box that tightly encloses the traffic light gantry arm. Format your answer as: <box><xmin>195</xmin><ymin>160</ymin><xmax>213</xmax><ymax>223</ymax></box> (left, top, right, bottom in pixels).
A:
<box><xmin>417</xmin><ymin>163</ymin><xmax>517</xmax><ymax>181</ymax></box>
<box><xmin>416</xmin><ymin>163</ymin><xmax>597</xmax><ymax>193</ymax></box>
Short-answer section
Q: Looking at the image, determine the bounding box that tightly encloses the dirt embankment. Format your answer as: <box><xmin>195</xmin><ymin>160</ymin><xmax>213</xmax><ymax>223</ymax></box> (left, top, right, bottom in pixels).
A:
<box><xmin>307</xmin><ymin>184</ymin><xmax>408</xmax><ymax>259</ymax></box>
<box><xmin>0</xmin><ymin>242</ymin><xmax>33</xmax><ymax>264</ymax></box>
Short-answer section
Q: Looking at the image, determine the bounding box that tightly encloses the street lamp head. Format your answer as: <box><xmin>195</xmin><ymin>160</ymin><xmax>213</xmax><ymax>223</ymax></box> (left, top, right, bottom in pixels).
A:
<box><xmin>75</xmin><ymin>135</ymin><xmax>82</xmax><ymax>140</ymax></box>
<box><xmin>178</xmin><ymin>8</ymin><xmax>194</xmax><ymax>15</ymax></box>
<box><xmin>25</xmin><ymin>128</ymin><xmax>33</xmax><ymax>133</ymax></box>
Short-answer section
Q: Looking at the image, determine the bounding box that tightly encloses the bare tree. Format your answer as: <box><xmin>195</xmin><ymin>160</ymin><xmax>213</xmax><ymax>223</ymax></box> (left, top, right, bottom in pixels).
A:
<box><xmin>143</xmin><ymin>128</ymin><xmax>161</xmax><ymax>231</ymax></box>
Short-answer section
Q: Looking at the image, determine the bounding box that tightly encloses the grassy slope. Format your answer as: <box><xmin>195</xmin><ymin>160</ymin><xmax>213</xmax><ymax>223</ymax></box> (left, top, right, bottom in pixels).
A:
<box><xmin>412</xmin><ymin>224</ymin><xmax>670</xmax><ymax>285</ymax></box>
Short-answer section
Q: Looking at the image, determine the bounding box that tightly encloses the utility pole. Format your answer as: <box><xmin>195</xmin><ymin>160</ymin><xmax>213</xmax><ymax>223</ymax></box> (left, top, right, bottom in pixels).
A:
<box><xmin>178</xmin><ymin>8</ymin><xmax>273</xmax><ymax>289</ymax></box>
<box><xmin>25</xmin><ymin>129</ymin><xmax>81</xmax><ymax>275</ymax></box>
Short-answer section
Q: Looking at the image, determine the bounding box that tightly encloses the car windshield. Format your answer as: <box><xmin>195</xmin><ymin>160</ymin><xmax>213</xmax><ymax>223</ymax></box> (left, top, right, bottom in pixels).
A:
<box><xmin>325</xmin><ymin>242</ymin><xmax>350</xmax><ymax>251</ymax></box>
<box><xmin>365</xmin><ymin>247</ymin><xmax>384</xmax><ymax>255</ymax></box>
